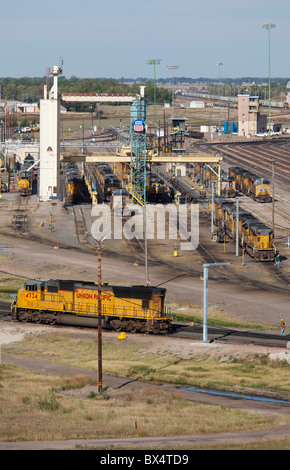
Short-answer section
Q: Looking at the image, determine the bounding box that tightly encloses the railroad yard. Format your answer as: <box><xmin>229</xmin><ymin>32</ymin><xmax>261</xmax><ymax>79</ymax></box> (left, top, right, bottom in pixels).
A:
<box><xmin>2</xmin><ymin>103</ymin><xmax>290</xmax><ymax>450</ymax></box>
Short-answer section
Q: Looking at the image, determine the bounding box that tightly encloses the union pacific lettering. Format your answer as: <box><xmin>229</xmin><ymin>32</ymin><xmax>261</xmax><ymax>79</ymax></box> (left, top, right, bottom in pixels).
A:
<box><xmin>75</xmin><ymin>290</ymin><xmax>112</xmax><ymax>301</ymax></box>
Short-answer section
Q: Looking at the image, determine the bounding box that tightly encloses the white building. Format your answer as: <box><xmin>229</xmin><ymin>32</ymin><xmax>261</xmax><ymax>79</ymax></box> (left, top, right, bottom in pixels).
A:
<box><xmin>6</xmin><ymin>101</ymin><xmax>39</xmax><ymax>113</ymax></box>
<box><xmin>190</xmin><ymin>100</ymin><xmax>205</xmax><ymax>108</ymax></box>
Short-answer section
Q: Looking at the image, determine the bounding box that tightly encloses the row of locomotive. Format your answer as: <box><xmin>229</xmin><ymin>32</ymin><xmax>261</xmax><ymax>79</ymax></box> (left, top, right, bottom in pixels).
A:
<box><xmin>63</xmin><ymin>162</ymin><xmax>83</xmax><ymax>203</ymax></box>
<box><xmin>11</xmin><ymin>279</ymin><xmax>171</xmax><ymax>334</ymax></box>
<box><xmin>192</xmin><ymin>163</ymin><xmax>271</xmax><ymax>203</ymax></box>
<box><xmin>211</xmin><ymin>198</ymin><xmax>275</xmax><ymax>261</ymax></box>
<box><xmin>192</xmin><ymin>163</ymin><xmax>236</xmax><ymax>198</ymax></box>
<box><xmin>228</xmin><ymin>167</ymin><xmax>271</xmax><ymax>203</ymax></box>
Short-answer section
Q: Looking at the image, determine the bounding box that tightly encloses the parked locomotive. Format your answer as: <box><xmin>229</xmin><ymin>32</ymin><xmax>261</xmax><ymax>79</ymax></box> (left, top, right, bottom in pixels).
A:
<box><xmin>229</xmin><ymin>167</ymin><xmax>271</xmax><ymax>202</ymax></box>
<box><xmin>63</xmin><ymin>163</ymin><xmax>82</xmax><ymax>203</ymax></box>
<box><xmin>17</xmin><ymin>172</ymin><xmax>32</xmax><ymax>196</ymax></box>
<box><xmin>146</xmin><ymin>172</ymin><xmax>170</xmax><ymax>203</ymax></box>
<box><xmin>220</xmin><ymin>173</ymin><xmax>236</xmax><ymax>198</ymax></box>
<box><xmin>211</xmin><ymin>199</ymin><xmax>275</xmax><ymax>261</ymax></box>
<box><xmin>12</xmin><ymin>279</ymin><xmax>171</xmax><ymax>334</ymax></box>
<box><xmin>193</xmin><ymin>164</ymin><xmax>236</xmax><ymax>199</ymax></box>
<box><xmin>95</xmin><ymin>163</ymin><xmax>121</xmax><ymax>202</ymax></box>
<box><xmin>17</xmin><ymin>154</ymin><xmax>37</xmax><ymax>196</ymax></box>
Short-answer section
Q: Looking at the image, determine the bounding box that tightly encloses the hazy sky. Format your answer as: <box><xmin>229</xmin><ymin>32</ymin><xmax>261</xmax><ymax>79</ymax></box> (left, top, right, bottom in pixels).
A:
<box><xmin>1</xmin><ymin>0</ymin><xmax>289</xmax><ymax>79</ymax></box>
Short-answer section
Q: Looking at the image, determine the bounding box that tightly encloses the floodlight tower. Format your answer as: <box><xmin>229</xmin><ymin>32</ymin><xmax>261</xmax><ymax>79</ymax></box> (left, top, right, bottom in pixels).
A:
<box><xmin>167</xmin><ymin>65</ymin><xmax>179</xmax><ymax>118</ymax></box>
<box><xmin>217</xmin><ymin>62</ymin><xmax>223</xmax><ymax>135</ymax></box>
<box><xmin>39</xmin><ymin>65</ymin><xmax>63</xmax><ymax>202</ymax></box>
<box><xmin>263</xmin><ymin>23</ymin><xmax>276</xmax><ymax>138</ymax></box>
<box><xmin>147</xmin><ymin>59</ymin><xmax>161</xmax><ymax>153</ymax></box>
<box><xmin>130</xmin><ymin>86</ymin><xmax>147</xmax><ymax>205</ymax></box>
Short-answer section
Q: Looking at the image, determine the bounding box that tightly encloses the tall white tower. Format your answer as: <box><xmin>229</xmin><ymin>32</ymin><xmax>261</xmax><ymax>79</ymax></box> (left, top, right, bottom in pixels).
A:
<box><xmin>38</xmin><ymin>65</ymin><xmax>62</xmax><ymax>202</ymax></box>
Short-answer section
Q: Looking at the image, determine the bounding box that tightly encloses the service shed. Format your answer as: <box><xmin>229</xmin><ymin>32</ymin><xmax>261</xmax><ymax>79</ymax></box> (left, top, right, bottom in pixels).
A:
<box><xmin>190</xmin><ymin>100</ymin><xmax>205</xmax><ymax>108</ymax></box>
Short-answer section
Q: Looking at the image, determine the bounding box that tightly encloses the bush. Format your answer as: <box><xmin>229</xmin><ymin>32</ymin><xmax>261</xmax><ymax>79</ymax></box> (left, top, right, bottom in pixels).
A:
<box><xmin>37</xmin><ymin>391</ymin><xmax>61</xmax><ymax>411</ymax></box>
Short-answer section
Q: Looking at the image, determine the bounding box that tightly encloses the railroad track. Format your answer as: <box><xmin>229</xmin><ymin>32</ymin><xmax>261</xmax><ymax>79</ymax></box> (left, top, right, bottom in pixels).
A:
<box><xmin>201</xmin><ymin>140</ymin><xmax>290</xmax><ymax>187</ymax></box>
<box><xmin>239</xmin><ymin>202</ymin><xmax>290</xmax><ymax>232</ymax></box>
<box><xmin>126</xmin><ymin>166</ymin><xmax>290</xmax><ymax>291</ymax></box>
<box><xmin>1</xmin><ymin>306</ymin><xmax>288</xmax><ymax>348</ymax></box>
<box><xmin>0</xmin><ymin>300</ymin><xmax>12</xmax><ymax>318</ymax></box>
<box><xmin>171</xmin><ymin>322</ymin><xmax>290</xmax><ymax>348</ymax></box>
<box><xmin>73</xmin><ymin>205</ymin><xmax>98</xmax><ymax>249</ymax></box>
<box><xmin>14</xmin><ymin>196</ymin><xmax>29</xmax><ymax>234</ymax></box>
<box><xmin>260</xmin><ymin>261</ymin><xmax>290</xmax><ymax>287</ymax></box>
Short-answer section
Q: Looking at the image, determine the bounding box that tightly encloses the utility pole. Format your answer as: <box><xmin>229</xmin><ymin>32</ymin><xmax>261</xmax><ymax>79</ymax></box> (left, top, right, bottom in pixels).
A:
<box><xmin>272</xmin><ymin>158</ymin><xmax>275</xmax><ymax>238</ymax></box>
<box><xmin>263</xmin><ymin>23</ymin><xmax>276</xmax><ymax>138</ymax></box>
<box><xmin>97</xmin><ymin>240</ymin><xmax>102</xmax><ymax>394</ymax></box>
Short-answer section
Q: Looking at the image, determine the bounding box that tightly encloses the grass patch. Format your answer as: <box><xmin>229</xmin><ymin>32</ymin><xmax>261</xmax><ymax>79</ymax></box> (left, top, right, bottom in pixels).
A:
<box><xmin>2</xmin><ymin>330</ymin><xmax>290</xmax><ymax>445</ymax></box>
<box><xmin>168</xmin><ymin>302</ymin><xmax>271</xmax><ymax>330</ymax></box>
<box><xmin>3</xmin><ymin>331</ymin><xmax>290</xmax><ymax>393</ymax></box>
<box><xmin>0</xmin><ymin>363</ymin><xmax>286</xmax><ymax>443</ymax></box>
<box><xmin>0</xmin><ymin>275</ymin><xmax>23</xmax><ymax>301</ymax></box>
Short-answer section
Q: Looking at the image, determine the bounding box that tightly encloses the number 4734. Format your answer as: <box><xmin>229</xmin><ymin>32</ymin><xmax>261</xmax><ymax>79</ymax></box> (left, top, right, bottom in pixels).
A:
<box><xmin>25</xmin><ymin>292</ymin><xmax>38</xmax><ymax>299</ymax></box>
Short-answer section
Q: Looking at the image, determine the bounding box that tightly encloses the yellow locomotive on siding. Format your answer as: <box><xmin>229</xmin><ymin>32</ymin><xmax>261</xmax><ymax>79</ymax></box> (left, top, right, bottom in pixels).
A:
<box><xmin>12</xmin><ymin>279</ymin><xmax>171</xmax><ymax>334</ymax></box>
<box><xmin>95</xmin><ymin>163</ymin><xmax>121</xmax><ymax>202</ymax></box>
<box><xmin>193</xmin><ymin>164</ymin><xmax>236</xmax><ymax>198</ymax></box>
<box><xmin>210</xmin><ymin>199</ymin><xmax>275</xmax><ymax>261</ymax></box>
<box><xmin>17</xmin><ymin>172</ymin><xmax>32</xmax><ymax>196</ymax></box>
<box><xmin>63</xmin><ymin>163</ymin><xmax>83</xmax><ymax>203</ymax></box>
<box><xmin>229</xmin><ymin>167</ymin><xmax>271</xmax><ymax>202</ymax></box>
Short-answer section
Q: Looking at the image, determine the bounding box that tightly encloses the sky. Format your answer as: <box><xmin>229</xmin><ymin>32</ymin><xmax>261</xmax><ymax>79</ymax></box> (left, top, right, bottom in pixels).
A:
<box><xmin>1</xmin><ymin>0</ymin><xmax>289</xmax><ymax>80</ymax></box>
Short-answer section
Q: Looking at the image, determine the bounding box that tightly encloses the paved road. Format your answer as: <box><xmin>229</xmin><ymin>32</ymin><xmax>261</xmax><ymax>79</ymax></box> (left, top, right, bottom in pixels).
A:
<box><xmin>2</xmin><ymin>353</ymin><xmax>290</xmax><ymax>450</ymax></box>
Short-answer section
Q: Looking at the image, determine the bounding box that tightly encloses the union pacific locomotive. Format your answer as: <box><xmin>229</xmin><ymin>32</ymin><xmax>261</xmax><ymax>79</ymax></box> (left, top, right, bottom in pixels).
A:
<box><xmin>17</xmin><ymin>172</ymin><xmax>33</xmax><ymax>196</ymax></box>
<box><xmin>193</xmin><ymin>163</ymin><xmax>236</xmax><ymax>198</ymax></box>
<box><xmin>95</xmin><ymin>163</ymin><xmax>121</xmax><ymax>202</ymax></box>
<box><xmin>211</xmin><ymin>199</ymin><xmax>275</xmax><ymax>261</ymax></box>
<box><xmin>229</xmin><ymin>167</ymin><xmax>271</xmax><ymax>202</ymax></box>
<box><xmin>63</xmin><ymin>162</ymin><xmax>83</xmax><ymax>203</ymax></box>
<box><xmin>12</xmin><ymin>279</ymin><xmax>171</xmax><ymax>334</ymax></box>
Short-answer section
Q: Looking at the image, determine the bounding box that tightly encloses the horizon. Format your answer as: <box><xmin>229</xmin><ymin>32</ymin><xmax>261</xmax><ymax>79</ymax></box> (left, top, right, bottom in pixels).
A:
<box><xmin>0</xmin><ymin>76</ymin><xmax>289</xmax><ymax>82</ymax></box>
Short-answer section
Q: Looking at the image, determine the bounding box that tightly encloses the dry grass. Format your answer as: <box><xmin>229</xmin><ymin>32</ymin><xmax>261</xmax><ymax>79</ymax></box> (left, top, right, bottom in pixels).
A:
<box><xmin>167</xmin><ymin>301</ymin><xmax>271</xmax><ymax>330</ymax></box>
<box><xmin>2</xmin><ymin>329</ymin><xmax>290</xmax><ymax>444</ymax></box>
<box><xmin>0</xmin><ymin>274</ymin><xmax>24</xmax><ymax>301</ymax></box>
<box><xmin>0</xmin><ymin>363</ymin><xmax>283</xmax><ymax>443</ymax></box>
<box><xmin>3</xmin><ymin>330</ymin><xmax>290</xmax><ymax>394</ymax></box>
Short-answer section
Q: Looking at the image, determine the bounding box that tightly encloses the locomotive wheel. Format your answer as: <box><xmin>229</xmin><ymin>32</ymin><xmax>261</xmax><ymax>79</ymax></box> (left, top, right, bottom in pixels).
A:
<box><xmin>152</xmin><ymin>323</ymin><xmax>160</xmax><ymax>334</ymax></box>
<box><xmin>19</xmin><ymin>311</ymin><xmax>29</xmax><ymax>323</ymax></box>
<box><xmin>34</xmin><ymin>313</ymin><xmax>42</xmax><ymax>323</ymax></box>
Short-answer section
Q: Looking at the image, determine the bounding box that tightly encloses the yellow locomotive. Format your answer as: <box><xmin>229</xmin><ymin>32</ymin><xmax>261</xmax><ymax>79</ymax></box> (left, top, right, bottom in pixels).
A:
<box><xmin>211</xmin><ymin>200</ymin><xmax>275</xmax><ymax>261</ymax></box>
<box><xmin>63</xmin><ymin>163</ymin><xmax>82</xmax><ymax>203</ymax></box>
<box><xmin>12</xmin><ymin>279</ymin><xmax>171</xmax><ymax>334</ymax></box>
<box><xmin>229</xmin><ymin>167</ymin><xmax>271</xmax><ymax>202</ymax></box>
<box><xmin>18</xmin><ymin>173</ymin><xmax>32</xmax><ymax>196</ymax></box>
<box><xmin>95</xmin><ymin>163</ymin><xmax>121</xmax><ymax>202</ymax></box>
<box><xmin>221</xmin><ymin>174</ymin><xmax>236</xmax><ymax>198</ymax></box>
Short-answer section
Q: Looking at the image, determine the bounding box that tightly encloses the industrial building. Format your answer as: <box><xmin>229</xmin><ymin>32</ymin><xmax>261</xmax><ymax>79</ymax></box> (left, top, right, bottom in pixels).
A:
<box><xmin>237</xmin><ymin>94</ymin><xmax>267</xmax><ymax>137</ymax></box>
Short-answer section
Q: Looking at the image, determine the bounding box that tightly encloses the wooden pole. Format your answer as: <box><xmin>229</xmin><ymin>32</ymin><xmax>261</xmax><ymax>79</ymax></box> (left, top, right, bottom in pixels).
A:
<box><xmin>98</xmin><ymin>239</ymin><xmax>102</xmax><ymax>393</ymax></box>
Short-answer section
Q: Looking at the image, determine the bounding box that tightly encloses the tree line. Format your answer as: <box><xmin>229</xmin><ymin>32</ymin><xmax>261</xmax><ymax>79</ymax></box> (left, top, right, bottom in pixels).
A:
<box><xmin>0</xmin><ymin>77</ymin><xmax>172</xmax><ymax>111</ymax></box>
